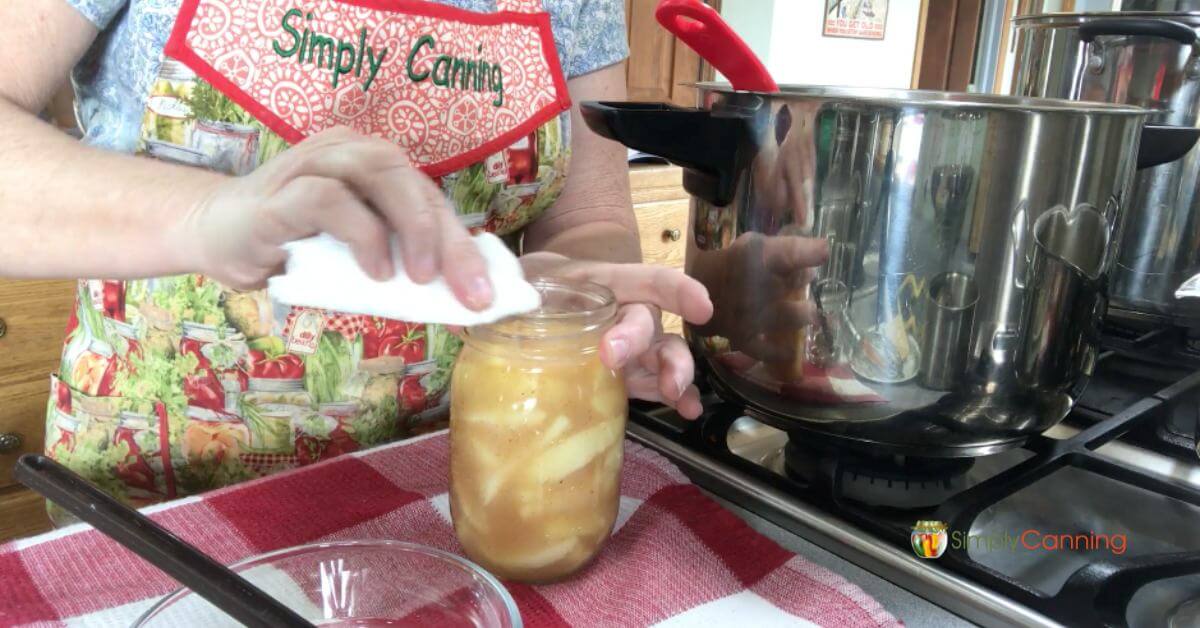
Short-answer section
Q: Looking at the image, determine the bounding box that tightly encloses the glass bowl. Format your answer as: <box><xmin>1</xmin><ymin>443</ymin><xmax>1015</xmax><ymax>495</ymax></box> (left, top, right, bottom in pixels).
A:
<box><xmin>133</xmin><ymin>540</ymin><xmax>522</xmax><ymax>627</ymax></box>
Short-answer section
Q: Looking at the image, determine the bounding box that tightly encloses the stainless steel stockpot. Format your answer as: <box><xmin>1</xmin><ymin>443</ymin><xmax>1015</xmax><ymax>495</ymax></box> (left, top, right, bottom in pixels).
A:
<box><xmin>1011</xmin><ymin>12</ymin><xmax>1200</xmax><ymax>324</ymax></box>
<box><xmin>584</xmin><ymin>85</ymin><xmax>1180</xmax><ymax>457</ymax></box>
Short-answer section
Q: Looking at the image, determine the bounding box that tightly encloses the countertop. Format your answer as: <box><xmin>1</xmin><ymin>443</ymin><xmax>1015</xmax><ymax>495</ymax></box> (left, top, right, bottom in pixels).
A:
<box><xmin>709</xmin><ymin>493</ymin><xmax>975</xmax><ymax>627</ymax></box>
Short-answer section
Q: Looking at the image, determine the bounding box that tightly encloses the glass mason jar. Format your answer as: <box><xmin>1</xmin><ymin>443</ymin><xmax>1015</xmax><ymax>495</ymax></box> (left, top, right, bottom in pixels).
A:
<box><xmin>450</xmin><ymin>279</ymin><xmax>627</xmax><ymax>584</ymax></box>
<box><xmin>191</xmin><ymin>120</ymin><xmax>260</xmax><ymax>176</ymax></box>
<box><xmin>145</xmin><ymin>59</ymin><xmax>196</xmax><ymax>147</ymax></box>
<box><xmin>242</xmin><ymin>379</ymin><xmax>312</xmax><ymax>454</ymax></box>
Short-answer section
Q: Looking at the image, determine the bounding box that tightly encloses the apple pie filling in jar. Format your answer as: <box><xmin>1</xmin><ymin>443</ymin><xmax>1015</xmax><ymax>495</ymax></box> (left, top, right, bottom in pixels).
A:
<box><xmin>450</xmin><ymin>278</ymin><xmax>627</xmax><ymax>583</ymax></box>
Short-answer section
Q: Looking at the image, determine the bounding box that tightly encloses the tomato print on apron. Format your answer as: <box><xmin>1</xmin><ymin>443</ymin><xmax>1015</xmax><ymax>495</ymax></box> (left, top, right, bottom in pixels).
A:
<box><xmin>47</xmin><ymin>0</ymin><xmax>572</xmax><ymax>524</ymax></box>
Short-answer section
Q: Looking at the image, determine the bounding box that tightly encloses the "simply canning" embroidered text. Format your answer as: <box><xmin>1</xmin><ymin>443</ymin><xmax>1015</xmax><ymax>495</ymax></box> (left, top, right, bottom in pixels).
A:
<box><xmin>271</xmin><ymin>8</ymin><xmax>505</xmax><ymax>105</ymax></box>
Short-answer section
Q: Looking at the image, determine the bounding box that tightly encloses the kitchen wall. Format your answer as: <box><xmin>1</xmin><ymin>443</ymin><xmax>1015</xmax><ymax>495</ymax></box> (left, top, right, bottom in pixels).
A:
<box><xmin>720</xmin><ymin>0</ymin><xmax>922</xmax><ymax>89</ymax></box>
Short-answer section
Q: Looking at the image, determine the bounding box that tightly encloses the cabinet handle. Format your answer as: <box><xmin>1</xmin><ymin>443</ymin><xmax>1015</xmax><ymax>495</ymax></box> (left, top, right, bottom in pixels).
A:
<box><xmin>0</xmin><ymin>316</ymin><xmax>7</xmax><ymax>339</ymax></box>
<box><xmin>0</xmin><ymin>432</ymin><xmax>21</xmax><ymax>454</ymax></box>
<box><xmin>663</xmin><ymin>229</ymin><xmax>681</xmax><ymax>242</ymax></box>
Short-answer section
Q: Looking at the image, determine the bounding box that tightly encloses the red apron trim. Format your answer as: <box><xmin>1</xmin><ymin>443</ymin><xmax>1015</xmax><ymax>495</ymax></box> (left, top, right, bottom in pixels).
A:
<box><xmin>164</xmin><ymin>0</ymin><xmax>571</xmax><ymax>177</ymax></box>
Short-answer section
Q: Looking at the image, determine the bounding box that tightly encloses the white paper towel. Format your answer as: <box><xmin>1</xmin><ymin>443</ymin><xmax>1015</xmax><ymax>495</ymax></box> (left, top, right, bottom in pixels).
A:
<box><xmin>268</xmin><ymin>232</ymin><xmax>541</xmax><ymax>325</ymax></box>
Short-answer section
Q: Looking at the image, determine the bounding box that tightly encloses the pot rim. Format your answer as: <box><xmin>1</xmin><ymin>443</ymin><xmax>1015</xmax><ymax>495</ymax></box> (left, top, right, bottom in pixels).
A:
<box><xmin>693</xmin><ymin>82</ymin><xmax>1149</xmax><ymax>116</ymax></box>
<box><xmin>1013</xmin><ymin>11</ymin><xmax>1200</xmax><ymax>27</ymax></box>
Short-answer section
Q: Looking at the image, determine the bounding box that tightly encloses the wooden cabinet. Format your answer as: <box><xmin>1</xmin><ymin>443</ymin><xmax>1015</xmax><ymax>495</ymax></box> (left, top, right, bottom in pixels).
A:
<box><xmin>0</xmin><ymin>279</ymin><xmax>74</xmax><ymax>542</ymax></box>
<box><xmin>624</xmin><ymin>0</ymin><xmax>718</xmax><ymax>108</ymax></box>
<box><xmin>0</xmin><ymin>490</ymin><xmax>53</xmax><ymax>542</ymax></box>
<box><xmin>913</xmin><ymin>0</ymin><xmax>982</xmax><ymax>91</ymax></box>
<box><xmin>629</xmin><ymin>165</ymin><xmax>689</xmax><ymax>335</ymax></box>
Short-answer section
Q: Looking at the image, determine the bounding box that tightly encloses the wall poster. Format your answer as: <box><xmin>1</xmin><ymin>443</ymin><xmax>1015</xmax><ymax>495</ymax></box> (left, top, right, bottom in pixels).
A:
<box><xmin>823</xmin><ymin>0</ymin><xmax>888</xmax><ymax>40</ymax></box>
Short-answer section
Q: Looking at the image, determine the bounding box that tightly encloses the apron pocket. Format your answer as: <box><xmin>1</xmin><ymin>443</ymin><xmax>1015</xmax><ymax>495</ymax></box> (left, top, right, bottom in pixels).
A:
<box><xmin>44</xmin><ymin>375</ymin><xmax>178</xmax><ymax>525</ymax></box>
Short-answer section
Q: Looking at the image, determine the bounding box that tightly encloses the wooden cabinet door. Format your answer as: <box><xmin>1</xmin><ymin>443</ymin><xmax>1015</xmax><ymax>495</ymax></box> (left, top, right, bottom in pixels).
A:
<box><xmin>625</xmin><ymin>0</ymin><xmax>718</xmax><ymax>107</ymax></box>
<box><xmin>913</xmin><ymin>0</ymin><xmax>983</xmax><ymax>91</ymax></box>
<box><xmin>628</xmin><ymin>166</ymin><xmax>690</xmax><ymax>335</ymax></box>
<box><xmin>0</xmin><ymin>279</ymin><xmax>72</xmax><ymax>542</ymax></box>
<box><xmin>0</xmin><ymin>280</ymin><xmax>74</xmax><ymax>489</ymax></box>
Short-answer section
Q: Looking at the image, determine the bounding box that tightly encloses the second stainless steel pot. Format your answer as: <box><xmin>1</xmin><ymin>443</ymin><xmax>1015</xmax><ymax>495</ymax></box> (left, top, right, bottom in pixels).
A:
<box><xmin>1010</xmin><ymin>12</ymin><xmax>1200</xmax><ymax>324</ymax></box>
<box><xmin>584</xmin><ymin>86</ymin><xmax>1179</xmax><ymax>457</ymax></box>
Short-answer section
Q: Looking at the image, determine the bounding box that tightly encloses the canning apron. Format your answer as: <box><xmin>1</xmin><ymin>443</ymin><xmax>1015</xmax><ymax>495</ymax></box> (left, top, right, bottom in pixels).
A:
<box><xmin>46</xmin><ymin>0</ymin><xmax>571</xmax><ymax>523</ymax></box>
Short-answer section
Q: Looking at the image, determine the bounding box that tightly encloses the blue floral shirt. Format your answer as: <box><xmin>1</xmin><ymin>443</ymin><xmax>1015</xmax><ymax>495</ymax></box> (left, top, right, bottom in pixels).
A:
<box><xmin>66</xmin><ymin>0</ymin><xmax>628</xmax><ymax>152</ymax></box>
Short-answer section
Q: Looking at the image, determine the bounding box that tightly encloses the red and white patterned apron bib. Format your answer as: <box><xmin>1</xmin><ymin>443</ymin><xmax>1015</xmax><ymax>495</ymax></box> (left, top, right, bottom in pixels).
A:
<box><xmin>47</xmin><ymin>0</ymin><xmax>572</xmax><ymax>524</ymax></box>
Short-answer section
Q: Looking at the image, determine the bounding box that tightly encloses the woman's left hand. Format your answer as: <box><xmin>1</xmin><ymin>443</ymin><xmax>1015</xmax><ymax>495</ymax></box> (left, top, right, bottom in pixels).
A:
<box><xmin>521</xmin><ymin>252</ymin><xmax>714</xmax><ymax>419</ymax></box>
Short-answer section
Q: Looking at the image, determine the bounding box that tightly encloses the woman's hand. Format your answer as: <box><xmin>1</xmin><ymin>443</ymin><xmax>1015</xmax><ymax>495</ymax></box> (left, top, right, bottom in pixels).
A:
<box><xmin>179</xmin><ymin>127</ymin><xmax>494</xmax><ymax>310</ymax></box>
<box><xmin>690</xmin><ymin>232</ymin><xmax>828</xmax><ymax>364</ymax></box>
<box><xmin>751</xmin><ymin>103</ymin><xmax>820</xmax><ymax>230</ymax></box>
<box><xmin>521</xmin><ymin>253</ymin><xmax>714</xmax><ymax>419</ymax></box>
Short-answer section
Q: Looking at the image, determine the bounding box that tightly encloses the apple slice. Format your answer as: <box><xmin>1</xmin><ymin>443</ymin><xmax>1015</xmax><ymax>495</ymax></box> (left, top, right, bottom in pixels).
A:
<box><xmin>451</xmin><ymin>493</ymin><xmax>485</xmax><ymax>535</ymax></box>
<box><xmin>482</xmin><ymin>536</ymin><xmax>580</xmax><ymax>571</ymax></box>
<box><xmin>600</xmin><ymin>443</ymin><xmax>623</xmax><ymax>475</ymax></box>
<box><xmin>467</xmin><ymin>437</ymin><xmax>501</xmax><ymax>469</ymax></box>
<box><xmin>456</xmin><ymin>404</ymin><xmax>546</xmax><ymax>429</ymax></box>
<box><xmin>528</xmin><ymin>418</ymin><xmax>624</xmax><ymax>486</ymax></box>
<box><xmin>479</xmin><ymin>467</ymin><xmax>510</xmax><ymax>505</ymax></box>
<box><xmin>540</xmin><ymin>414</ymin><xmax>572</xmax><ymax>444</ymax></box>
<box><xmin>540</xmin><ymin>516</ymin><xmax>584</xmax><ymax>540</ymax></box>
<box><xmin>590</xmin><ymin>367</ymin><xmax>625</xmax><ymax>417</ymax></box>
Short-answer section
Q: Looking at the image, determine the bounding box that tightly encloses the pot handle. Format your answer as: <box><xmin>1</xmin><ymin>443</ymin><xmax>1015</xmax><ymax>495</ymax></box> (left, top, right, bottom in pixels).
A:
<box><xmin>654</xmin><ymin>0</ymin><xmax>778</xmax><ymax>93</ymax></box>
<box><xmin>1078</xmin><ymin>18</ymin><xmax>1197</xmax><ymax>47</ymax></box>
<box><xmin>1137</xmin><ymin>124</ymin><xmax>1200</xmax><ymax>169</ymax></box>
<box><xmin>581</xmin><ymin>101</ymin><xmax>751</xmax><ymax>206</ymax></box>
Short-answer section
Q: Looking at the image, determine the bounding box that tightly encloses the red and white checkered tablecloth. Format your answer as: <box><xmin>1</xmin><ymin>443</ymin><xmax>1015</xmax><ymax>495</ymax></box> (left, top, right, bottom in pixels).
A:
<box><xmin>0</xmin><ymin>431</ymin><xmax>901</xmax><ymax>627</ymax></box>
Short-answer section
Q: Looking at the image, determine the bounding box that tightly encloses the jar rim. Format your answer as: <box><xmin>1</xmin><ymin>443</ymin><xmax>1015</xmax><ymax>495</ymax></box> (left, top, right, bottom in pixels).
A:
<box><xmin>467</xmin><ymin>277</ymin><xmax>617</xmax><ymax>343</ymax></box>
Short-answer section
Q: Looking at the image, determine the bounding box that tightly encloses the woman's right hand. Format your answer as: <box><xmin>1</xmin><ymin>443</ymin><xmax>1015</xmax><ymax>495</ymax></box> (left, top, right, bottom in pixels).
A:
<box><xmin>751</xmin><ymin>102</ymin><xmax>820</xmax><ymax>230</ymax></box>
<box><xmin>177</xmin><ymin>126</ymin><xmax>494</xmax><ymax>310</ymax></box>
<box><xmin>690</xmin><ymin>232</ymin><xmax>828</xmax><ymax>363</ymax></box>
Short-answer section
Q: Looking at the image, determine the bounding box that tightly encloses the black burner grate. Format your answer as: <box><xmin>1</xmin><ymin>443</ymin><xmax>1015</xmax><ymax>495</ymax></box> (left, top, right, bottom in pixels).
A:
<box><xmin>631</xmin><ymin>327</ymin><xmax>1200</xmax><ymax>627</ymax></box>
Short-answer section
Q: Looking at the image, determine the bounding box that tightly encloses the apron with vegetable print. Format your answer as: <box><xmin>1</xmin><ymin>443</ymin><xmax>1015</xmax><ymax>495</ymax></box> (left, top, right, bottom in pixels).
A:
<box><xmin>47</xmin><ymin>0</ymin><xmax>571</xmax><ymax>524</ymax></box>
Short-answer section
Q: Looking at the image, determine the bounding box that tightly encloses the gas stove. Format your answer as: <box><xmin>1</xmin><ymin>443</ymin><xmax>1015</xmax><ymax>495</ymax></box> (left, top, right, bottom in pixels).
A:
<box><xmin>628</xmin><ymin>325</ymin><xmax>1200</xmax><ymax>627</ymax></box>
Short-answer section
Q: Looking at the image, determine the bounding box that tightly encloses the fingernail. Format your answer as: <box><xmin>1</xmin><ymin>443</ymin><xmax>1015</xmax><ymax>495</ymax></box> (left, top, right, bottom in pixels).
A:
<box><xmin>673</xmin><ymin>373</ymin><xmax>687</xmax><ymax>400</ymax></box>
<box><xmin>466</xmin><ymin>276</ymin><xmax>493</xmax><ymax>310</ymax></box>
<box><xmin>375</xmin><ymin>258</ymin><xmax>394</xmax><ymax>281</ymax></box>
<box><xmin>413</xmin><ymin>255</ymin><xmax>436</xmax><ymax>281</ymax></box>
<box><xmin>608</xmin><ymin>338</ymin><xmax>630</xmax><ymax>367</ymax></box>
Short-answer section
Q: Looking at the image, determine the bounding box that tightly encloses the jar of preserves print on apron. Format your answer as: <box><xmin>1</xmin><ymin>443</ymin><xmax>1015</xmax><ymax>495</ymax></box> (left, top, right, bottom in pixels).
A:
<box><xmin>48</xmin><ymin>0</ymin><xmax>572</xmax><ymax>523</ymax></box>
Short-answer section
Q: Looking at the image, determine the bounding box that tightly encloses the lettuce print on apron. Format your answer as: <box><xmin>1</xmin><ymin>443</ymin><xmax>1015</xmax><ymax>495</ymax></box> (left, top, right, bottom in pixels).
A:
<box><xmin>47</xmin><ymin>0</ymin><xmax>572</xmax><ymax>525</ymax></box>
